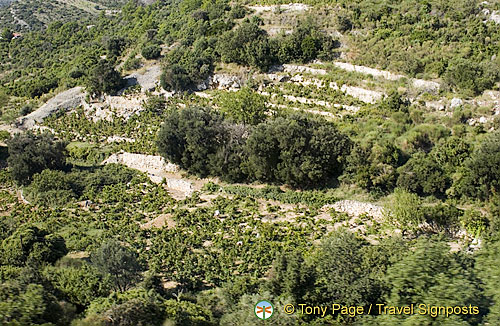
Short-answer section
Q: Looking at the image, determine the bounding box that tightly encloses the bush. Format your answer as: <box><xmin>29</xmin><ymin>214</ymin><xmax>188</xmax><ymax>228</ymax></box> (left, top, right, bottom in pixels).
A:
<box><xmin>246</xmin><ymin>114</ymin><xmax>351</xmax><ymax>187</ymax></box>
<box><xmin>85</xmin><ymin>60</ymin><xmax>124</xmax><ymax>96</ymax></box>
<box><xmin>25</xmin><ymin>169</ymin><xmax>77</xmax><ymax>206</ymax></box>
<box><xmin>396</xmin><ymin>151</ymin><xmax>450</xmax><ymax>197</ymax></box>
<box><xmin>1</xmin><ymin>226</ymin><xmax>67</xmax><ymax>266</ymax></box>
<box><xmin>91</xmin><ymin>240</ymin><xmax>142</xmax><ymax>292</ymax></box>
<box><xmin>161</xmin><ymin>42</ymin><xmax>214</xmax><ymax>91</ymax></box>
<box><xmin>160</xmin><ymin>64</ymin><xmax>192</xmax><ymax>92</ymax></box>
<box><xmin>385</xmin><ymin>188</ymin><xmax>425</xmax><ymax>234</ymax></box>
<box><xmin>218</xmin><ymin>87</ymin><xmax>268</xmax><ymax>125</ymax></box>
<box><xmin>453</xmin><ymin>131</ymin><xmax>500</xmax><ymax>200</ymax></box>
<box><xmin>6</xmin><ymin>132</ymin><xmax>67</xmax><ymax>185</ymax></box>
<box><xmin>141</xmin><ymin>44</ymin><xmax>161</xmax><ymax>60</ymax></box>
<box><xmin>157</xmin><ymin>106</ymin><xmax>224</xmax><ymax>177</ymax></box>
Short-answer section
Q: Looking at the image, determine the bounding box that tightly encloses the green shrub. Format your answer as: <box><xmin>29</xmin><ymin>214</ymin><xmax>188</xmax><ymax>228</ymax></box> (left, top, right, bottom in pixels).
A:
<box><xmin>141</xmin><ymin>44</ymin><xmax>161</xmax><ymax>60</ymax></box>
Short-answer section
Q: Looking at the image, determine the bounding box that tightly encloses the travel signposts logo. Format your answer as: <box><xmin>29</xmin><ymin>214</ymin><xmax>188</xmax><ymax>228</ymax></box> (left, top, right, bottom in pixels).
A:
<box><xmin>255</xmin><ymin>300</ymin><xmax>274</xmax><ymax>320</ymax></box>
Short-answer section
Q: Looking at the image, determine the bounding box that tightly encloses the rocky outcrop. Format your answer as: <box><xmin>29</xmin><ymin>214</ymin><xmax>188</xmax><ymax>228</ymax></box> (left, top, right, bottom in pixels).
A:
<box><xmin>83</xmin><ymin>94</ymin><xmax>147</xmax><ymax>121</ymax></box>
<box><xmin>16</xmin><ymin>87</ymin><xmax>85</xmax><ymax>129</ymax></box>
<box><xmin>425</xmin><ymin>100</ymin><xmax>445</xmax><ymax>111</ymax></box>
<box><xmin>450</xmin><ymin>98</ymin><xmax>463</xmax><ymax>109</ymax></box>
<box><xmin>124</xmin><ymin>65</ymin><xmax>162</xmax><ymax>92</ymax></box>
<box><xmin>489</xmin><ymin>10</ymin><xmax>500</xmax><ymax>24</ymax></box>
<box><xmin>289</xmin><ymin>75</ymin><xmax>383</xmax><ymax>104</ymax></box>
<box><xmin>208</xmin><ymin>74</ymin><xmax>244</xmax><ymax>90</ymax></box>
<box><xmin>411</xmin><ymin>79</ymin><xmax>440</xmax><ymax>93</ymax></box>
<box><xmin>326</xmin><ymin>200</ymin><xmax>385</xmax><ymax>220</ymax></box>
<box><xmin>248</xmin><ymin>3</ymin><xmax>310</xmax><ymax>14</ymax></box>
<box><xmin>339</xmin><ymin>85</ymin><xmax>383</xmax><ymax>104</ymax></box>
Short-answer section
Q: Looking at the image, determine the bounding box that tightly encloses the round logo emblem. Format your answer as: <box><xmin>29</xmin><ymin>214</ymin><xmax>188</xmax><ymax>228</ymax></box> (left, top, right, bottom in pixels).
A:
<box><xmin>255</xmin><ymin>300</ymin><xmax>274</xmax><ymax>320</ymax></box>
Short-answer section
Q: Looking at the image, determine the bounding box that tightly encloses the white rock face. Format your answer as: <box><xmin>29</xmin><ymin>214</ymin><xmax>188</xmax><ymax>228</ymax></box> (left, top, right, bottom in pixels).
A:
<box><xmin>17</xmin><ymin>87</ymin><xmax>85</xmax><ymax>129</ymax></box>
<box><xmin>326</xmin><ymin>200</ymin><xmax>385</xmax><ymax>220</ymax></box>
<box><xmin>209</xmin><ymin>74</ymin><xmax>243</xmax><ymax>90</ymax></box>
<box><xmin>165</xmin><ymin>178</ymin><xmax>194</xmax><ymax>196</ymax></box>
<box><xmin>411</xmin><ymin>79</ymin><xmax>440</xmax><ymax>93</ymax></box>
<box><xmin>450</xmin><ymin>98</ymin><xmax>463</xmax><ymax>109</ymax></box>
<box><xmin>124</xmin><ymin>65</ymin><xmax>162</xmax><ymax>92</ymax></box>
<box><xmin>490</xmin><ymin>11</ymin><xmax>500</xmax><ymax>24</ymax></box>
<box><xmin>248</xmin><ymin>3</ymin><xmax>310</xmax><ymax>13</ymax></box>
<box><xmin>83</xmin><ymin>94</ymin><xmax>147</xmax><ymax>122</ymax></box>
<box><xmin>102</xmin><ymin>152</ymin><xmax>194</xmax><ymax>196</ymax></box>
<box><xmin>426</xmin><ymin>101</ymin><xmax>445</xmax><ymax>111</ymax></box>
<box><xmin>288</xmin><ymin>75</ymin><xmax>383</xmax><ymax>104</ymax></box>
<box><xmin>106</xmin><ymin>136</ymin><xmax>136</xmax><ymax>143</ymax></box>
<box><xmin>103</xmin><ymin>152</ymin><xmax>179</xmax><ymax>175</ymax></box>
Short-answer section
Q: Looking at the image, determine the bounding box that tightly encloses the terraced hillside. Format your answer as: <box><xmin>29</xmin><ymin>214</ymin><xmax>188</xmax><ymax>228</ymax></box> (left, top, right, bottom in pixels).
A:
<box><xmin>1</xmin><ymin>1</ymin><xmax>500</xmax><ymax>325</ymax></box>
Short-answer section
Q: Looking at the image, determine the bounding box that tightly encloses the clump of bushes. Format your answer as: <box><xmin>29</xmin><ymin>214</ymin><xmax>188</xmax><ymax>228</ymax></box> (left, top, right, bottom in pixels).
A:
<box><xmin>156</xmin><ymin>106</ymin><xmax>351</xmax><ymax>187</ymax></box>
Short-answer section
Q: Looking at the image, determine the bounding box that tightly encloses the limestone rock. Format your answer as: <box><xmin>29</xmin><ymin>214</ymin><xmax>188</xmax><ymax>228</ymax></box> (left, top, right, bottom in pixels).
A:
<box><xmin>16</xmin><ymin>87</ymin><xmax>85</xmax><ymax>129</ymax></box>
<box><xmin>450</xmin><ymin>98</ymin><xmax>463</xmax><ymax>109</ymax></box>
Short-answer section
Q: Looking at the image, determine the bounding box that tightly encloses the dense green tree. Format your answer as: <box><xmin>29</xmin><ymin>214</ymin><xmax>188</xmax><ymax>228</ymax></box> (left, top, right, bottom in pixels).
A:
<box><xmin>217</xmin><ymin>21</ymin><xmax>267</xmax><ymax>67</ymax></box>
<box><xmin>363</xmin><ymin>240</ymin><xmax>485</xmax><ymax>326</ymax></box>
<box><xmin>141</xmin><ymin>44</ymin><xmax>161</xmax><ymax>60</ymax></box>
<box><xmin>25</xmin><ymin>169</ymin><xmax>76</xmax><ymax>206</ymax></box>
<box><xmin>218</xmin><ymin>87</ymin><xmax>268</xmax><ymax>125</ymax></box>
<box><xmin>476</xmin><ymin>240</ymin><xmax>500</xmax><ymax>324</ymax></box>
<box><xmin>1</xmin><ymin>226</ymin><xmax>67</xmax><ymax>267</ymax></box>
<box><xmin>0</xmin><ymin>281</ymin><xmax>72</xmax><ymax>326</ymax></box>
<box><xmin>91</xmin><ymin>240</ymin><xmax>142</xmax><ymax>292</ymax></box>
<box><xmin>381</xmin><ymin>90</ymin><xmax>410</xmax><ymax>112</ymax></box>
<box><xmin>396</xmin><ymin>151</ymin><xmax>450</xmax><ymax>197</ymax></box>
<box><xmin>313</xmin><ymin>230</ymin><xmax>380</xmax><ymax>309</ymax></box>
<box><xmin>344</xmin><ymin>141</ymin><xmax>404</xmax><ymax>193</ymax></box>
<box><xmin>101</xmin><ymin>299</ymin><xmax>164</xmax><ymax>326</ymax></box>
<box><xmin>160</xmin><ymin>64</ymin><xmax>192</xmax><ymax>92</ymax></box>
<box><xmin>103</xmin><ymin>36</ymin><xmax>126</xmax><ymax>58</ymax></box>
<box><xmin>161</xmin><ymin>41</ymin><xmax>214</xmax><ymax>91</ymax></box>
<box><xmin>431</xmin><ymin>136</ymin><xmax>471</xmax><ymax>174</ymax></box>
<box><xmin>246</xmin><ymin>114</ymin><xmax>351</xmax><ymax>187</ymax></box>
<box><xmin>211</xmin><ymin>123</ymin><xmax>249</xmax><ymax>182</ymax></box>
<box><xmin>6</xmin><ymin>132</ymin><xmax>67</xmax><ymax>185</ymax></box>
<box><xmin>267</xmin><ymin>249</ymin><xmax>315</xmax><ymax>303</ymax></box>
<box><xmin>1</xmin><ymin>28</ymin><xmax>13</xmax><ymax>41</ymax></box>
<box><xmin>44</xmin><ymin>263</ymin><xmax>112</xmax><ymax>307</ymax></box>
<box><xmin>453</xmin><ymin>132</ymin><xmax>500</xmax><ymax>200</ymax></box>
<box><xmin>85</xmin><ymin>60</ymin><xmax>123</xmax><ymax>96</ymax></box>
<box><xmin>444</xmin><ymin>58</ymin><xmax>499</xmax><ymax>96</ymax></box>
<box><xmin>157</xmin><ymin>106</ymin><xmax>224</xmax><ymax>177</ymax></box>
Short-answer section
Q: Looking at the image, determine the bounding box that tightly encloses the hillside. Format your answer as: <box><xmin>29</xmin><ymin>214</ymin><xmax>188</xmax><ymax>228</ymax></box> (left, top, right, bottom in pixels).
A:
<box><xmin>1</xmin><ymin>0</ymin><xmax>500</xmax><ymax>325</ymax></box>
<box><xmin>0</xmin><ymin>0</ymin><xmax>129</xmax><ymax>30</ymax></box>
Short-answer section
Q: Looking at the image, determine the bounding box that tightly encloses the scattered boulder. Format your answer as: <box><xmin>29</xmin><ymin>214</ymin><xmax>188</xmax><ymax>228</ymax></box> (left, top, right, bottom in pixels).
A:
<box><xmin>490</xmin><ymin>10</ymin><xmax>500</xmax><ymax>24</ymax></box>
<box><xmin>209</xmin><ymin>74</ymin><xmax>244</xmax><ymax>90</ymax></box>
<box><xmin>450</xmin><ymin>97</ymin><xmax>463</xmax><ymax>109</ymax></box>
<box><xmin>326</xmin><ymin>200</ymin><xmax>385</xmax><ymax>221</ymax></box>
